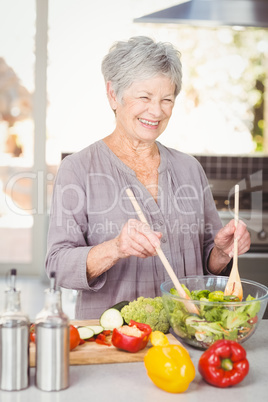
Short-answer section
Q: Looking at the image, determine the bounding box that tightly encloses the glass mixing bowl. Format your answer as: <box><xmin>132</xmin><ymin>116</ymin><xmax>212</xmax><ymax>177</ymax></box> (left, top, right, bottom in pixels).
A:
<box><xmin>161</xmin><ymin>275</ymin><xmax>268</xmax><ymax>349</ymax></box>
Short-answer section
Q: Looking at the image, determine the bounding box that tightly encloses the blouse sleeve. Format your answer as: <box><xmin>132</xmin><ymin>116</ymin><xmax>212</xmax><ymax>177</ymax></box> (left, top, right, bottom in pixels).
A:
<box><xmin>45</xmin><ymin>157</ymin><xmax>107</xmax><ymax>291</ymax></box>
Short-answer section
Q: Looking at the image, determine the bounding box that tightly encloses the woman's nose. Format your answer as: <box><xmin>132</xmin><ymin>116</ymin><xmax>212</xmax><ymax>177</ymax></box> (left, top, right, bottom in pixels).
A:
<box><xmin>148</xmin><ymin>100</ymin><xmax>162</xmax><ymax>117</ymax></box>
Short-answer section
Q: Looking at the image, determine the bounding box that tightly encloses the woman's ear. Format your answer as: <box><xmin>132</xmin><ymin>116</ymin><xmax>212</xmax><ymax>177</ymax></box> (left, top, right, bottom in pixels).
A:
<box><xmin>106</xmin><ymin>81</ymin><xmax>118</xmax><ymax>112</ymax></box>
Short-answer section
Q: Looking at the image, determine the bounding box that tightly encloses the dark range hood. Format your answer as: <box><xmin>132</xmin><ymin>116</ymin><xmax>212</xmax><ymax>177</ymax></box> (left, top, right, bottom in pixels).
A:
<box><xmin>134</xmin><ymin>0</ymin><xmax>268</xmax><ymax>28</ymax></box>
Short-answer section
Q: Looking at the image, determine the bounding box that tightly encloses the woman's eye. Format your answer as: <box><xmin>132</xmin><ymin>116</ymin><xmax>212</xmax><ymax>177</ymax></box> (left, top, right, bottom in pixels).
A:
<box><xmin>140</xmin><ymin>97</ymin><xmax>149</xmax><ymax>100</ymax></box>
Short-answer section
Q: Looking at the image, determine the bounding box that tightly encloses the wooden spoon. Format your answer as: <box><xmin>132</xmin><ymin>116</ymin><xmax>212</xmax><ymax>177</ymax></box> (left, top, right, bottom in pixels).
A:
<box><xmin>224</xmin><ymin>184</ymin><xmax>243</xmax><ymax>301</ymax></box>
<box><xmin>126</xmin><ymin>188</ymin><xmax>199</xmax><ymax>315</ymax></box>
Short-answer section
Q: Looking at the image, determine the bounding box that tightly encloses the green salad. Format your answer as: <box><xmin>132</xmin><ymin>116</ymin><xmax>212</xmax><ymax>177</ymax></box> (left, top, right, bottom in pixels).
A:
<box><xmin>163</xmin><ymin>285</ymin><xmax>261</xmax><ymax>348</ymax></box>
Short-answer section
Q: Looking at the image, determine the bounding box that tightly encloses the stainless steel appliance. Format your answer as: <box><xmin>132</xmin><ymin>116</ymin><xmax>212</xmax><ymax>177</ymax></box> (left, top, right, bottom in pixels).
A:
<box><xmin>194</xmin><ymin>155</ymin><xmax>268</xmax><ymax>318</ymax></box>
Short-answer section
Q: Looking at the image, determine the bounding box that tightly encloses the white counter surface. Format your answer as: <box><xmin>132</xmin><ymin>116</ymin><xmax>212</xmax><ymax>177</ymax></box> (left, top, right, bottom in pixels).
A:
<box><xmin>0</xmin><ymin>320</ymin><xmax>267</xmax><ymax>402</ymax></box>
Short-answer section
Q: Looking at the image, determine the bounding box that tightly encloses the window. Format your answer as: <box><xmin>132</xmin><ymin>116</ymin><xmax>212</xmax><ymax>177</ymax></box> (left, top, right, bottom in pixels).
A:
<box><xmin>0</xmin><ymin>0</ymin><xmax>48</xmax><ymax>274</ymax></box>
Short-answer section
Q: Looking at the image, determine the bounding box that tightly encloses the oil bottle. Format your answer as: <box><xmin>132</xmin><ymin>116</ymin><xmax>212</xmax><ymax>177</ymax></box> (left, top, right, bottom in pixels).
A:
<box><xmin>0</xmin><ymin>268</ymin><xmax>30</xmax><ymax>391</ymax></box>
<box><xmin>35</xmin><ymin>271</ymin><xmax>69</xmax><ymax>391</ymax></box>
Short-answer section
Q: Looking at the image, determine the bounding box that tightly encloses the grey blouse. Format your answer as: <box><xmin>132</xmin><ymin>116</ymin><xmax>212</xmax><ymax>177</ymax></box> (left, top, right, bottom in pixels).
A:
<box><xmin>45</xmin><ymin>140</ymin><xmax>228</xmax><ymax>319</ymax></box>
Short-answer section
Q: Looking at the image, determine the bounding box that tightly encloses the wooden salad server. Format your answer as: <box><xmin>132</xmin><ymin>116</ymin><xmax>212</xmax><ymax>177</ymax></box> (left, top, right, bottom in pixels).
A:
<box><xmin>126</xmin><ymin>188</ymin><xmax>200</xmax><ymax>315</ymax></box>
<box><xmin>224</xmin><ymin>184</ymin><xmax>243</xmax><ymax>301</ymax></box>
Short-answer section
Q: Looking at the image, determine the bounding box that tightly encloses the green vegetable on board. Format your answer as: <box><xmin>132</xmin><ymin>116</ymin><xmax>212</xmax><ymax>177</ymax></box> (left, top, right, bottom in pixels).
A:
<box><xmin>121</xmin><ymin>296</ymin><xmax>170</xmax><ymax>334</ymax></box>
<box><xmin>100</xmin><ymin>308</ymin><xmax>124</xmax><ymax>330</ymax></box>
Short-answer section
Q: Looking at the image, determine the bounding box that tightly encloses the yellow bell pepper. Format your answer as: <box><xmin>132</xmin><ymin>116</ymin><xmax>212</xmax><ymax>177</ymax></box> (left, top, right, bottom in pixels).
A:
<box><xmin>150</xmin><ymin>331</ymin><xmax>170</xmax><ymax>346</ymax></box>
<box><xmin>144</xmin><ymin>344</ymin><xmax>195</xmax><ymax>393</ymax></box>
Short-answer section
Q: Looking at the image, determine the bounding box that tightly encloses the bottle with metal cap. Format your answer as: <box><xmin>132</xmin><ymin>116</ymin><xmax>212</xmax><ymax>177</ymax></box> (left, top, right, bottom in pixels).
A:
<box><xmin>0</xmin><ymin>268</ymin><xmax>30</xmax><ymax>391</ymax></box>
<box><xmin>35</xmin><ymin>271</ymin><xmax>69</xmax><ymax>391</ymax></box>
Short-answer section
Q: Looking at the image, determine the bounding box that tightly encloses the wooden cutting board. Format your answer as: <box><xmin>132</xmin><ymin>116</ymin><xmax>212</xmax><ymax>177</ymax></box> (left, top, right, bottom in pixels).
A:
<box><xmin>30</xmin><ymin>319</ymin><xmax>182</xmax><ymax>366</ymax></box>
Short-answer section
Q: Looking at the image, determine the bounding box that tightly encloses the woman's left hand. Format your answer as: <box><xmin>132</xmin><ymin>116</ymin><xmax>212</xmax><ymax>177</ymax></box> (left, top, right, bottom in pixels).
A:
<box><xmin>214</xmin><ymin>219</ymin><xmax>251</xmax><ymax>258</ymax></box>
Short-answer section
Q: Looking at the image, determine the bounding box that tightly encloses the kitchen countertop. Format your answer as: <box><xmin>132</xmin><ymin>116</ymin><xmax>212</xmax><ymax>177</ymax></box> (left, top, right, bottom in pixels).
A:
<box><xmin>0</xmin><ymin>320</ymin><xmax>267</xmax><ymax>402</ymax></box>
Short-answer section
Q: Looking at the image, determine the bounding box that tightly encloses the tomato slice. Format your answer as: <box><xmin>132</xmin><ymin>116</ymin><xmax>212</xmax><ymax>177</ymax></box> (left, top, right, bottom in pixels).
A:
<box><xmin>30</xmin><ymin>324</ymin><xmax>36</xmax><ymax>343</ymax></box>
<box><xmin>69</xmin><ymin>325</ymin><xmax>81</xmax><ymax>350</ymax></box>
<box><xmin>247</xmin><ymin>316</ymin><xmax>258</xmax><ymax>325</ymax></box>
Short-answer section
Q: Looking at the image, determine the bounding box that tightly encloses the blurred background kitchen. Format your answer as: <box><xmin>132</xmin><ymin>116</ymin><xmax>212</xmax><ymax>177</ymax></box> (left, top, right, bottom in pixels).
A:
<box><xmin>0</xmin><ymin>0</ymin><xmax>268</xmax><ymax>320</ymax></box>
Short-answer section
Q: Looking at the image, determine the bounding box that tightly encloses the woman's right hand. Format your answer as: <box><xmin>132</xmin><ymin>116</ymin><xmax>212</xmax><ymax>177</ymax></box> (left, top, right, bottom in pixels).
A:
<box><xmin>116</xmin><ymin>219</ymin><xmax>162</xmax><ymax>259</ymax></box>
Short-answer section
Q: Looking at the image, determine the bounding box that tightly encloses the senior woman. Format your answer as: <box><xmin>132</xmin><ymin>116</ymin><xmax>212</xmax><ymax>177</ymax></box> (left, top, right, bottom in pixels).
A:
<box><xmin>45</xmin><ymin>36</ymin><xmax>250</xmax><ymax>319</ymax></box>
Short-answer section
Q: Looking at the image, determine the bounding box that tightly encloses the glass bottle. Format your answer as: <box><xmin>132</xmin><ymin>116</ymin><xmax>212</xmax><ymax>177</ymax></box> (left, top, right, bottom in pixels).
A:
<box><xmin>0</xmin><ymin>268</ymin><xmax>30</xmax><ymax>391</ymax></box>
<box><xmin>35</xmin><ymin>271</ymin><xmax>69</xmax><ymax>391</ymax></box>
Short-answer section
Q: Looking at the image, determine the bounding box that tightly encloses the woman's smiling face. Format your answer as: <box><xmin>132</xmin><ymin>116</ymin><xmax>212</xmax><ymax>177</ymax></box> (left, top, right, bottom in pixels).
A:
<box><xmin>110</xmin><ymin>75</ymin><xmax>176</xmax><ymax>145</ymax></box>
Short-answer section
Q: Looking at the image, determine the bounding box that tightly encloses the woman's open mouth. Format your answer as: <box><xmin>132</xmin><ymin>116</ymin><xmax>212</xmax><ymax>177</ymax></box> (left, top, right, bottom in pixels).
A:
<box><xmin>138</xmin><ymin>118</ymin><xmax>159</xmax><ymax>128</ymax></box>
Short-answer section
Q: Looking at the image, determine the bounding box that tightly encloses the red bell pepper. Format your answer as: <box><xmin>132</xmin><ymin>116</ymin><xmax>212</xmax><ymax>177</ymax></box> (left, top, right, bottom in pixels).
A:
<box><xmin>112</xmin><ymin>320</ymin><xmax>152</xmax><ymax>353</ymax></box>
<box><xmin>198</xmin><ymin>339</ymin><xmax>249</xmax><ymax>388</ymax></box>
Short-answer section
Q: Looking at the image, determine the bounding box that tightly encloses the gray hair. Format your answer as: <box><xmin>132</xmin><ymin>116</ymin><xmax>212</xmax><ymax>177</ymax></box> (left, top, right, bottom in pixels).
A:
<box><xmin>101</xmin><ymin>36</ymin><xmax>182</xmax><ymax>101</ymax></box>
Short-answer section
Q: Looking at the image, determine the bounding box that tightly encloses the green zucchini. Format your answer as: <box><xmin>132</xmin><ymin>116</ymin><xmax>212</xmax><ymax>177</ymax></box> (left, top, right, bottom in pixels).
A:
<box><xmin>100</xmin><ymin>308</ymin><xmax>124</xmax><ymax>330</ymax></box>
<box><xmin>78</xmin><ymin>326</ymin><xmax>94</xmax><ymax>340</ymax></box>
<box><xmin>111</xmin><ymin>300</ymin><xmax>129</xmax><ymax>312</ymax></box>
<box><xmin>85</xmin><ymin>325</ymin><xmax>104</xmax><ymax>335</ymax></box>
